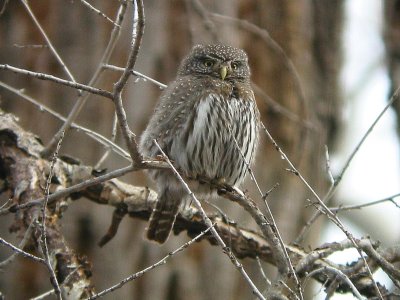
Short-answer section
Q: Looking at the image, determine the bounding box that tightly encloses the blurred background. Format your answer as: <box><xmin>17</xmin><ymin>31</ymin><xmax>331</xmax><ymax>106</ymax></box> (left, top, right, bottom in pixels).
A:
<box><xmin>0</xmin><ymin>0</ymin><xmax>399</xmax><ymax>299</ymax></box>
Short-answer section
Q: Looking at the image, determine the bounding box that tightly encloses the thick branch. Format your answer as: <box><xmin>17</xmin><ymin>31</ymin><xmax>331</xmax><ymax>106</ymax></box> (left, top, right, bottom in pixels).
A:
<box><xmin>0</xmin><ymin>111</ymin><xmax>94</xmax><ymax>298</ymax></box>
<box><xmin>0</xmin><ymin>109</ymin><xmax>397</xmax><ymax>298</ymax></box>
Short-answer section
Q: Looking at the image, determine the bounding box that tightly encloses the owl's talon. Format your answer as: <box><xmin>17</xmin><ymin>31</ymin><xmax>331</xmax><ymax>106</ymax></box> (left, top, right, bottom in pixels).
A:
<box><xmin>232</xmin><ymin>186</ymin><xmax>245</xmax><ymax>197</ymax></box>
<box><xmin>217</xmin><ymin>187</ymin><xmax>227</xmax><ymax>195</ymax></box>
<box><xmin>155</xmin><ymin>154</ymin><xmax>164</xmax><ymax>161</ymax></box>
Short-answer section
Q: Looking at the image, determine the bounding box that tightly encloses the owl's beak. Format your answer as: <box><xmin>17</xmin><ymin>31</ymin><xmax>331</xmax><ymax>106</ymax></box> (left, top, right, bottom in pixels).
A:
<box><xmin>220</xmin><ymin>66</ymin><xmax>228</xmax><ymax>80</ymax></box>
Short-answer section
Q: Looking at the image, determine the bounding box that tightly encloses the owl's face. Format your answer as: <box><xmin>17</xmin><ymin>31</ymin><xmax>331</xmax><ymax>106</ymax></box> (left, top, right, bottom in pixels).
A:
<box><xmin>177</xmin><ymin>44</ymin><xmax>251</xmax><ymax>82</ymax></box>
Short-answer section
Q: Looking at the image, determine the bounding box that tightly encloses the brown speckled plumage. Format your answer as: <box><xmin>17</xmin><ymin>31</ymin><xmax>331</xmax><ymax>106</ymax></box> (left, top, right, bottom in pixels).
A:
<box><xmin>140</xmin><ymin>44</ymin><xmax>260</xmax><ymax>243</ymax></box>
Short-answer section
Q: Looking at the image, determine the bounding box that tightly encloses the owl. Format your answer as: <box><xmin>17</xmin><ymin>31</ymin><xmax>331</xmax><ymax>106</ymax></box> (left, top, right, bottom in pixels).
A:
<box><xmin>139</xmin><ymin>44</ymin><xmax>260</xmax><ymax>243</ymax></box>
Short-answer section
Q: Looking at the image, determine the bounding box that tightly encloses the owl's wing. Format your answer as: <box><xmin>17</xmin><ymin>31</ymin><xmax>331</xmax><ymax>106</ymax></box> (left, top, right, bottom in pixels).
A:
<box><xmin>139</xmin><ymin>77</ymin><xmax>197</xmax><ymax>158</ymax></box>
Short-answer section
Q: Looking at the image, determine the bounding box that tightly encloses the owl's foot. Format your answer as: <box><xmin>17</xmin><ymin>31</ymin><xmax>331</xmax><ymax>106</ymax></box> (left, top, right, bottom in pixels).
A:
<box><xmin>155</xmin><ymin>154</ymin><xmax>176</xmax><ymax>166</ymax></box>
<box><xmin>208</xmin><ymin>178</ymin><xmax>234</xmax><ymax>194</ymax></box>
<box><xmin>231</xmin><ymin>186</ymin><xmax>245</xmax><ymax>197</ymax></box>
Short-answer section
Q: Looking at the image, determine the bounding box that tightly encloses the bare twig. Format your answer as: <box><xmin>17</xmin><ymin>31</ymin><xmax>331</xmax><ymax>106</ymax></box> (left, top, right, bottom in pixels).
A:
<box><xmin>113</xmin><ymin>93</ymin><xmax>142</xmax><ymax>163</ymax></box>
<box><xmin>20</xmin><ymin>0</ymin><xmax>77</xmax><ymax>85</ymax></box>
<box><xmin>225</xmin><ymin>190</ymin><xmax>299</xmax><ymax>300</ymax></box>
<box><xmin>306</xmin><ymin>266</ymin><xmax>365</xmax><ymax>300</ymax></box>
<box><xmin>40</xmin><ymin>131</ymin><xmax>65</xmax><ymax>299</ymax></box>
<box><xmin>324</xmin><ymin>145</ymin><xmax>335</xmax><ymax>187</ymax></box>
<box><xmin>0</xmin><ymin>221</ymin><xmax>34</xmax><ymax>268</ymax></box>
<box><xmin>0</xmin><ymin>197</ymin><xmax>12</xmax><ymax>211</ymax></box>
<box><xmin>112</xmin><ymin>0</ymin><xmax>144</xmax><ymax>164</ymax></box>
<box><xmin>256</xmin><ymin>256</ymin><xmax>271</xmax><ymax>286</ymax></box>
<box><xmin>0</xmin><ymin>0</ymin><xmax>9</xmax><ymax>16</ymax></box>
<box><xmin>42</xmin><ymin>1</ymin><xmax>128</xmax><ymax>156</ymax></box>
<box><xmin>252</xmin><ymin>84</ymin><xmax>316</xmax><ymax>130</ymax></box>
<box><xmin>0</xmin><ymin>64</ymin><xmax>113</xmax><ymax>99</ymax></box>
<box><xmin>229</xmin><ymin>129</ymin><xmax>302</xmax><ymax>299</ymax></box>
<box><xmin>295</xmin><ymin>238</ymin><xmax>372</xmax><ymax>275</ymax></box>
<box><xmin>78</xmin><ymin>0</ymin><xmax>119</xmax><ymax>26</ymax></box>
<box><xmin>102</xmin><ymin>64</ymin><xmax>167</xmax><ymax>89</ymax></box>
<box><xmin>329</xmin><ymin>87</ymin><xmax>400</xmax><ymax>199</ymax></box>
<box><xmin>88</xmin><ymin>225</ymin><xmax>214</xmax><ymax>299</ymax></box>
<box><xmin>0</xmin><ymin>80</ymin><xmax>130</xmax><ymax>160</ymax></box>
<box><xmin>296</xmin><ymin>86</ymin><xmax>400</xmax><ymax>243</ymax></box>
<box><xmin>13</xmin><ymin>43</ymin><xmax>48</xmax><ymax>49</ymax></box>
<box><xmin>0</xmin><ymin>237</ymin><xmax>45</xmax><ymax>264</ymax></box>
<box><xmin>31</xmin><ymin>267</ymin><xmax>80</xmax><ymax>300</ymax></box>
<box><xmin>330</xmin><ymin>192</ymin><xmax>400</xmax><ymax>212</ymax></box>
<box><xmin>95</xmin><ymin>113</ymin><xmax>119</xmax><ymax>169</ymax></box>
<box><xmin>261</xmin><ymin>122</ymin><xmax>384</xmax><ymax>299</ymax></box>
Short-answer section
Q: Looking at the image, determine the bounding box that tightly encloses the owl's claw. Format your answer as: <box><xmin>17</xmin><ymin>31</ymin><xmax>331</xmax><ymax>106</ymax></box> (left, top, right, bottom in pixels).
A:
<box><xmin>231</xmin><ymin>186</ymin><xmax>245</xmax><ymax>197</ymax></box>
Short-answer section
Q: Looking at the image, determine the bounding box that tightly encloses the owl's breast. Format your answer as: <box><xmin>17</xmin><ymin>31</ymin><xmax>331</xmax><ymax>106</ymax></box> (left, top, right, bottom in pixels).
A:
<box><xmin>170</xmin><ymin>90</ymin><xmax>259</xmax><ymax>186</ymax></box>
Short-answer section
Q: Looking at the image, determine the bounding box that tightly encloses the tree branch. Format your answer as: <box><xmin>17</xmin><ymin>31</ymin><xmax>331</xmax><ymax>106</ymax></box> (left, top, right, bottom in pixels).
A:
<box><xmin>0</xmin><ymin>109</ymin><xmax>396</xmax><ymax>298</ymax></box>
<box><xmin>0</xmin><ymin>64</ymin><xmax>113</xmax><ymax>99</ymax></box>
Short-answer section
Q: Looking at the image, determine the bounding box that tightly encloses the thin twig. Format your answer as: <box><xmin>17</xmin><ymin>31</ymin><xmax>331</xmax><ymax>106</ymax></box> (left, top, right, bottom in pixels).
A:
<box><xmin>329</xmin><ymin>86</ymin><xmax>400</xmax><ymax>199</ymax></box>
<box><xmin>330</xmin><ymin>192</ymin><xmax>400</xmax><ymax>212</ymax></box>
<box><xmin>31</xmin><ymin>267</ymin><xmax>81</xmax><ymax>300</ymax></box>
<box><xmin>296</xmin><ymin>86</ymin><xmax>400</xmax><ymax>243</ymax></box>
<box><xmin>0</xmin><ymin>64</ymin><xmax>113</xmax><ymax>99</ymax></box>
<box><xmin>112</xmin><ymin>0</ymin><xmax>144</xmax><ymax>164</ymax></box>
<box><xmin>0</xmin><ymin>80</ymin><xmax>130</xmax><ymax>161</ymax></box>
<box><xmin>0</xmin><ymin>237</ymin><xmax>45</xmax><ymax>264</ymax></box>
<box><xmin>95</xmin><ymin>113</ymin><xmax>119</xmax><ymax>169</ymax></box>
<box><xmin>261</xmin><ymin>122</ymin><xmax>384</xmax><ymax>300</ymax></box>
<box><xmin>252</xmin><ymin>84</ymin><xmax>316</xmax><ymax>130</ymax></box>
<box><xmin>229</xmin><ymin>128</ymin><xmax>302</xmax><ymax>299</ymax></box>
<box><xmin>20</xmin><ymin>0</ymin><xmax>77</xmax><ymax>85</ymax></box>
<box><xmin>256</xmin><ymin>256</ymin><xmax>271</xmax><ymax>286</ymax></box>
<box><xmin>324</xmin><ymin>145</ymin><xmax>335</xmax><ymax>187</ymax></box>
<box><xmin>78</xmin><ymin>0</ymin><xmax>119</xmax><ymax>26</ymax></box>
<box><xmin>226</xmin><ymin>191</ymin><xmax>299</xmax><ymax>300</ymax></box>
<box><xmin>88</xmin><ymin>225</ymin><xmax>214</xmax><ymax>299</ymax></box>
<box><xmin>103</xmin><ymin>64</ymin><xmax>167</xmax><ymax>89</ymax></box>
<box><xmin>0</xmin><ymin>221</ymin><xmax>35</xmax><ymax>268</ymax></box>
<box><xmin>0</xmin><ymin>0</ymin><xmax>9</xmax><ymax>16</ymax></box>
<box><xmin>42</xmin><ymin>1</ymin><xmax>128</xmax><ymax>156</ymax></box>
<box><xmin>306</xmin><ymin>266</ymin><xmax>365</xmax><ymax>300</ymax></box>
<box><xmin>40</xmin><ymin>131</ymin><xmax>65</xmax><ymax>299</ymax></box>
<box><xmin>13</xmin><ymin>43</ymin><xmax>48</xmax><ymax>49</ymax></box>
<box><xmin>0</xmin><ymin>198</ymin><xmax>12</xmax><ymax>210</ymax></box>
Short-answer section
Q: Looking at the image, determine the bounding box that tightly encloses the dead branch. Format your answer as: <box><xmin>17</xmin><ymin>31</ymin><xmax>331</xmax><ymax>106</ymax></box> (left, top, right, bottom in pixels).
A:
<box><xmin>0</xmin><ymin>109</ymin><xmax>398</xmax><ymax>298</ymax></box>
<box><xmin>0</xmin><ymin>110</ymin><xmax>94</xmax><ymax>298</ymax></box>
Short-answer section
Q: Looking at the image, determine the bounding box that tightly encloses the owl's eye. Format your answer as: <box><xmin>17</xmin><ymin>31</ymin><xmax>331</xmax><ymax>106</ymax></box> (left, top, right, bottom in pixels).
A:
<box><xmin>203</xmin><ymin>59</ymin><xmax>214</xmax><ymax>67</ymax></box>
<box><xmin>231</xmin><ymin>62</ymin><xmax>240</xmax><ymax>70</ymax></box>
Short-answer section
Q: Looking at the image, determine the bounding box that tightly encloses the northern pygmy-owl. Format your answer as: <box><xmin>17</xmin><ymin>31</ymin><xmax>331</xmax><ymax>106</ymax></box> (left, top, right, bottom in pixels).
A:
<box><xmin>140</xmin><ymin>44</ymin><xmax>260</xmax><ymax>243</ymax></box>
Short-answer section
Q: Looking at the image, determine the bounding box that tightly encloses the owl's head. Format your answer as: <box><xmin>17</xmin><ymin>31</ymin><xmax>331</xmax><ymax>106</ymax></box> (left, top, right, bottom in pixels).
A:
<box><xmin>177</xmin><ymin>44</ymin><xmax>250</xmax><ymax>82</ymax></box>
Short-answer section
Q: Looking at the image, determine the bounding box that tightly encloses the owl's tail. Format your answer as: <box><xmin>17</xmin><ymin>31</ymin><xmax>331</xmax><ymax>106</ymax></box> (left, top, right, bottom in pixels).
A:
<box><xmin>147</xmin><ymin>187</ymin><xmax>182</xmax><ymax>243</ymax></box>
